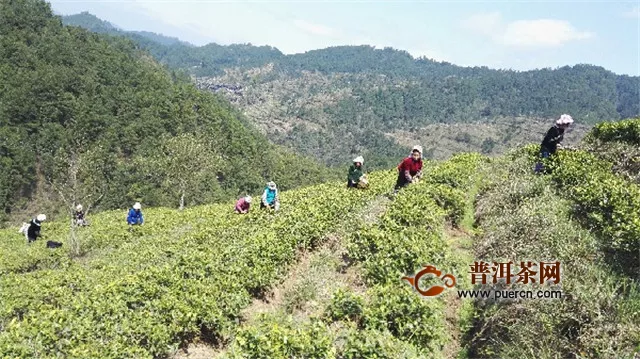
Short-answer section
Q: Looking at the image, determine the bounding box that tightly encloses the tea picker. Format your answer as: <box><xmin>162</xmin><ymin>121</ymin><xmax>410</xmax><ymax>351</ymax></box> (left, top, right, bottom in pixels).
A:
<box><xmin>535</xmin><ymin>114</ymin><xmax>574</xmax><ymax>174</ymax></box>
<box><xmin>235</xmin><ymin>196</ymin><xmax>252</xmax><ymax>214</ymax></box>
<box><xmin>347</xmin><ymin>156</ymin><xmax>368</xmax><ymax>189</ymax></box>
<box><xmin>75</xmin><ymin>204</ymin><xmax>89</xmax><ymax>226</ymax></box>
<box><xmin>18</xmin><ymin>214</ymin><xmax>47</xmax><ymax>243</ymax></box>
<box><xmin>394</xmin><ymin>145</ymin><xmax>423</xmax><ymax>192</ymax></box>
<box><xmin>261</xmin><ymin>182</ymin><xmax>280</xmax><ymax>211</ymax></box>
<box><xmin>127</xmin><ymin>202</ymin><xmax>144</xmax><ymax>229</ymax></box>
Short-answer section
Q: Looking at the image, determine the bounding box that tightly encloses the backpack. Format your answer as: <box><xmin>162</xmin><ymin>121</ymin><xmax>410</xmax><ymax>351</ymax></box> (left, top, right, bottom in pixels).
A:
<box><xmin>46</xmin><ymin>241</ymin><xmax>63</xmax><ymax>249</ymax></box>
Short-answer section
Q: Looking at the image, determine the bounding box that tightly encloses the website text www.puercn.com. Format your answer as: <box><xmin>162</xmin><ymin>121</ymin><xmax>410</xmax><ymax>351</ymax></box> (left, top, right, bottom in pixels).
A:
<box><xmin>456</xmin><ymin>289</ymin><xmax>563</xmax><ymax>300</ymax></box>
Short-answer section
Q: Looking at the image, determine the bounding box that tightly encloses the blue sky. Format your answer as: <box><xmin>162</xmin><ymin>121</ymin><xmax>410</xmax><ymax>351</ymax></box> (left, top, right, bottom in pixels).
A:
<box><xmin>49</xmin><ymin>1</ymin><xmax>639</xmax><ymax>75</ymax></box>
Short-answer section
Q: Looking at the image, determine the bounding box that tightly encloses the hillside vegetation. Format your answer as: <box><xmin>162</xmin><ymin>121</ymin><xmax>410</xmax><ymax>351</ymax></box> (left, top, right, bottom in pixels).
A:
<box><xmin>467</xmin><ymin>119</ymin><xmax>640</xmax><ymax>358</ymax></box>
<box><xmin>61</xmin><ymin>12</ymin><xmax>639</xmax><ymax>168</ymax></box>
<box><xmin>0</xmin><ymin>0</ymin><xmax>337</xmax><ymax>225</ymax></box>
<box><xmin>1</xmin><ymin>5</ymin><xmax>637</xmax><ymax>358</ymax></box>
<box><xmin>1</xmin><ymin>119</ymin><xmax>638</xmax><ymax>358</ymax></box>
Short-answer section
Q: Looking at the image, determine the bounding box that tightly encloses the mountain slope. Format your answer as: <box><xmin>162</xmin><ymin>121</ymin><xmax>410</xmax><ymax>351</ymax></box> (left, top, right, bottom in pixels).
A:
<box><xmin>61</xmin><ymin>11</ymin><xmax>192</xmax><ymax>46</ymax></box>
<box><xmin>61</xmin><ymin>12</ymin><xmax>640</xmax><ymax>168</ymax></box>
<box><xmin>0</xmin><ymin>0</ymin><xmax>337</xmax><ymax>225</ymax></box>
<box><xmin>2</xmin><ymin>121</ymin><xmax>638</xmax><ymax>358</ymax></box>
<box><xmin>59</xmin><ymin>13</ymin><xmax>640</xmax><ymax>124</ymax></box>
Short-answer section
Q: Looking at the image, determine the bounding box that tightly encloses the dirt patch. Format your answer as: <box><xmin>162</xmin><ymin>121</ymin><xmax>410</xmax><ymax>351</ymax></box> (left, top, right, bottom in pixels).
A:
<box><xmin>361</xmin><ymin>196</ymin><xmax>392</xmax><ymax>225</ymax></box>
<box><xmin>239</xmin><ymin>248</ymin><xmax>314</xmax><ymax>323</ymax></box>
<box><xmin>240</xmin><ymin>235</ymin><xmax>366</xmax><ymax>325</ymax></box>
<box><xmin>240</xmin><ymin>195</ymin><xmax>391</xmax><ymax>324</ymax></box>
<box><xmin>442</xmin><ymin>226</ymin><xmax>474</xmax><ymax>359</ymax></box>
<box><xmin>171</xmin><ymin>343</ymin><xmax>221</xmax><ymax>359</ymax></box>
<box><xmin>442</xmin><ymin>290</ymin><xmax>464</xmax><ymax>359</ymax></box>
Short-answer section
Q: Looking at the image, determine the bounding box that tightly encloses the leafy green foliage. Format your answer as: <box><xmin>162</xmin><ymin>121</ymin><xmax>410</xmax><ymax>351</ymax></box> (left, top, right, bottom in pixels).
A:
<box><xmin>363</xmin><ymin>284</ymin><xmax>446</xmax><ymax>351</ymax></box>
<box><xmin>325</xmin><ymin>289</ymin><xmax>364</xmax><ymax>323</ymax></box>
<box><xmin>582</xmin><ymin>119</ymin><xmax>640</xmax><ymax>184</ymax></box>
<box><xmin>0</xmin><ymin>0</ymin><xmax>337</xmax><ymax>224</ymax></box>
<box><xmin>136</xmin><ymin>133</ymin><xmax>225</xmax><ymax>209</ymax></box>
<box><xmin>548</xmin><ymin>150</ymin><xmax>640</xmax><ymax>264</ymax></box>
<box><xmin>337</xmin><ymin>325</ymin><xmax>422</xmax><ymax>359</ymax></box>
<box><xmin>586</xmin><ymin>118</ymin><xmax>640</xmax><ymax>145</ymax></box>
<box><xmin>0</xmin><ymin>172</ymin><xmax>392</xmax><ymax>358</ymax></box>
<box><xmin>228</xmin><ymin>314</ymin><xmax>333</xmax><ymax>359</ymax></box>
<box><xmin>332</xmin><ymin>155</ymin><xmax>486</xmax><ymax>354</ymax></box>
<box><xmin>469</xmin><ymin>154</ymin><xmax>640</xmax><ymax>358</ymax></box>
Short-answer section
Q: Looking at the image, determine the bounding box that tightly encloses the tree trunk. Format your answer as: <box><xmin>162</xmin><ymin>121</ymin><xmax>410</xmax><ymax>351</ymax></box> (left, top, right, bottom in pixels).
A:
<box><xmin>179</xmin><ymin>192</ymin><xmax>185</xmax><ymax>211</ymax></box>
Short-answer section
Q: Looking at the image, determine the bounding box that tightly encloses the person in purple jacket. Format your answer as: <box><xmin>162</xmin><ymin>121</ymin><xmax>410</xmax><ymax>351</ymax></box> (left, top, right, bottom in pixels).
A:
<box><xmin>234</xmin><ymin>196</ymin><xmax>252</xmax><ymax>214</ymax></box>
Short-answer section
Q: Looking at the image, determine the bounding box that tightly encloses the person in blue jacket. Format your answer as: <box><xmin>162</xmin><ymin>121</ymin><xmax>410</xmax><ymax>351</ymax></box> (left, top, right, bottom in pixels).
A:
<box><xmin>261</xmin><ymin>181</ymin><xmax>280</xmax><ymax>211</ymax></box>
<box><xmin>127</xmin><ymin>202</ymin><xmax>144</xmax><ymax>228</ymax></box>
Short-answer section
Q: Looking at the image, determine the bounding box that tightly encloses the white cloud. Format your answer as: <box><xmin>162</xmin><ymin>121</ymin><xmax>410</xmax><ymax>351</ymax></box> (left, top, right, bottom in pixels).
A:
<box><xmin>461</xmin><ymin>12</ymin><xmax>502</xmax><ymax>36</ymax></box>
<box><xmin>462</xmin><ymin>12</ymin><xmax>593</xmax><ymax>48</ymax></box>
<box><xmin>500</xmin><ymin>19</ymin><xmax>593</xmax><ymax>47</ymax></box>
<box><xmin>622</xmin><ymin>6</ymin><xmax>640</xmax><ymax>18</ymax></box>
<box><xmin>293</xmin><ymin>19</ymin><xmax>336</xmax><ymax>36</ymax></box>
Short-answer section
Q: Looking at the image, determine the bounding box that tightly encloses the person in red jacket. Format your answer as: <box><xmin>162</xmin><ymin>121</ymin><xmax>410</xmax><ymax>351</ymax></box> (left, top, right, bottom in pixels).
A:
<box><xmin>395</xmin><ymin>145</ymin><xmax>423</xmax><ymax>191</ymax></box>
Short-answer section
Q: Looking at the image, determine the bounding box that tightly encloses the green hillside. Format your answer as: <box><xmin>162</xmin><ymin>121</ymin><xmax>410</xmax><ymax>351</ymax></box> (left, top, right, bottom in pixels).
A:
<box><xmin>61</xmin><ymin>11</ymin><xmax>192</xmax><ymax>47</ymax></box>
<box><xmin>1</xmin><ymin>119</ymin><xmax>638</xmax><ymax>358</ymax></box>
<box><xmin>1</xmin><ymin>4</ymin><xmax>638</xmax><ymax>358</ymax></box>
<box><xmin>60</xmin><ymin>12</ymin><xmax>639</xmax><ymax>168</ymax></box>
<box><xmin>0</xmin><ymin>0</ymin><xmax>337</xmax><ymax>225</ymax></box>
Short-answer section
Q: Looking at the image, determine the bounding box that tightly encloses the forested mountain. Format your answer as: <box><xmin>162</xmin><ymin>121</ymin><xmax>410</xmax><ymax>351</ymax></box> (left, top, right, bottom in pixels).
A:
<box><xmin>61</xmin><ymin>11</ymin><xmax>192</xmax><ymax>47</ymax></box>
<box><xmin>61</xmin><ymin>12</ymin><xmax>282</xmax><ymax>70</ymax></box>
<box><xmin>0</xmin><ymin>0</ymin><xmax>337</xmax><ymax>225</ymax></box>
<box><xmin>61</xmin><ymin>12</ymin><xmax>639</xmax><ymax>167</ymax></box>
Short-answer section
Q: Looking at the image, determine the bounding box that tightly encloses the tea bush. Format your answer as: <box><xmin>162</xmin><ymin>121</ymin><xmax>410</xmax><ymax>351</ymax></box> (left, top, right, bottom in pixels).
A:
<box><xmin>0</xmin><ymin>172</ymin><xmax>395</xmax><ymax>358</ymax></box>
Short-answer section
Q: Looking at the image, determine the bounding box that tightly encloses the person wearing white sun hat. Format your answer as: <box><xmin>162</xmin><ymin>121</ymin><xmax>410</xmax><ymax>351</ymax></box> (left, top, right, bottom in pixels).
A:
<box><xmin>75</xmin><ymin>204</ymin><xmax>88</xmax><ymax>226</ymax></box>
<box><xmin>235</xmin><ymin>195</ymin><xmax>252</xmax><ymax>214</ymax></box>
<box><xmin>23</xmin><ymin>214</ymin><xmax>46</xmax><ymax>243</ymax></box>
<box><xmin>127</xmin><ymin>202</ymin><xmax>144</xmax><ymax>227</ymax></box>
<box><xmin>347</xmin><ymin>156</ymin><xmax>367</xmax><ymax>189</ymax></box>
<box><xmin>535</xmin><ymin>114</ymin><xmax>574</xmax><ymax>174</ymax></box>
<box><xmin>261</xmin><ymin>182</ymin><xmax>280</xmax><ymax>211</ymax></box>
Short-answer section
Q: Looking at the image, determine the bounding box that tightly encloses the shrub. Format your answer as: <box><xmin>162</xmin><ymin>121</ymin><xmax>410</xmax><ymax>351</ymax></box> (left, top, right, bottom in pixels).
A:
<box><xmin>229</xmin><ymin>314</ymin><xmax>333</xmax><ymax>359</ymax></box>
<box><xmin>363</xmin><ymin>283</ymin><xmax>446</xmax><ymax>351</ymax></box>
<box><xmin>325</xmin><ymin>288</ymin><xmax>364</xmax><ymax>324</ymax></box>
<box><xmin>586</xmin><ymin>118</ymin><xmax>640</xmax><ymax>146</ymax></box>
<box><xmin>336</xmin><ymin>326</ymin><xmax>422</xmax><ymax>359</ymax></box>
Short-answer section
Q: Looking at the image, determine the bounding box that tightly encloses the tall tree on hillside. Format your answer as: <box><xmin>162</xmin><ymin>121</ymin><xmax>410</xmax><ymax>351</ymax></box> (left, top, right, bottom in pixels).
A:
<box><xmin>45</xmin><ymin>142</ymin><xmax>115</xmax><ymax>255</ymax></box>
<box><xmin>139</xmin><ymin>133</ymin><xmax>225</xmax><ymax>210</ymax></box>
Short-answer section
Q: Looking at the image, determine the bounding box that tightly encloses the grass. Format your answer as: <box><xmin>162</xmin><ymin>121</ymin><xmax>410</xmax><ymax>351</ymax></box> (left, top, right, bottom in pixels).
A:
<box><xmin>463</xmin><ymin>155</ymin><xmax>640</xmax><ymax>358</ymax></box>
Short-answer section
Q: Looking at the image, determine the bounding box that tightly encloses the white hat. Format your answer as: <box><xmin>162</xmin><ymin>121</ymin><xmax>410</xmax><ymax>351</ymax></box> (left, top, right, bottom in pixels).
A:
<box><xmin>412</xmin><ymin>145</ymin><xmax>423</xmax><ymax>154</ymax></box>
<box><xmin>245</xmin><ymin>196</ymin><xmax>252</xmax><ymax>203</ymax></box>
<box><xmin>556</xmin><ymin>114</ymin><xmax>574</xmax><ymax>125</ymax></box>
<box><xmin>353</xmin><ymin>156</ymin><xmax>364</xmax><ymax>164</ymax></box>
<box><xmin>36</xmin><ymin>214</ymin><xmax>46</xmax><ymax>222</ymax></box>
<box><xmin>76</xmin><ymin>204</ymin><xmax>83</xmax><ymax>211</ymax></box>
<box><xmin>267</xmin><ymin>181</ymin><xmax>277</xmax><ymax>190</ymax></box>
<box><xmin>133</xmin><ymin>202</ymin><xmax>142</xmax><ymax>210</ymax></box>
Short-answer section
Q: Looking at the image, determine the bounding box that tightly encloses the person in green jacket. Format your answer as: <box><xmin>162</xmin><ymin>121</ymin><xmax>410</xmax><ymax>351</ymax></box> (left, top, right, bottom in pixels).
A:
<box><xmin>347</xmin><ymin>156</ymin><xmax>367</xmax><ymax>189</ymax></box>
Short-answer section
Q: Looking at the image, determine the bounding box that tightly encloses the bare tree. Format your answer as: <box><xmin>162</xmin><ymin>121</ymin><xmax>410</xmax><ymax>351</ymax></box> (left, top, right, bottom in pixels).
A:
<box><xmin>140</xmin><ymin>133</ymin><xmax>223</xmax><ymax>210</ymax></box>
<box><xmin>46</xmin><ymin>144</ymin><xmax>112</xmax><ymax>256</ymax></box>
